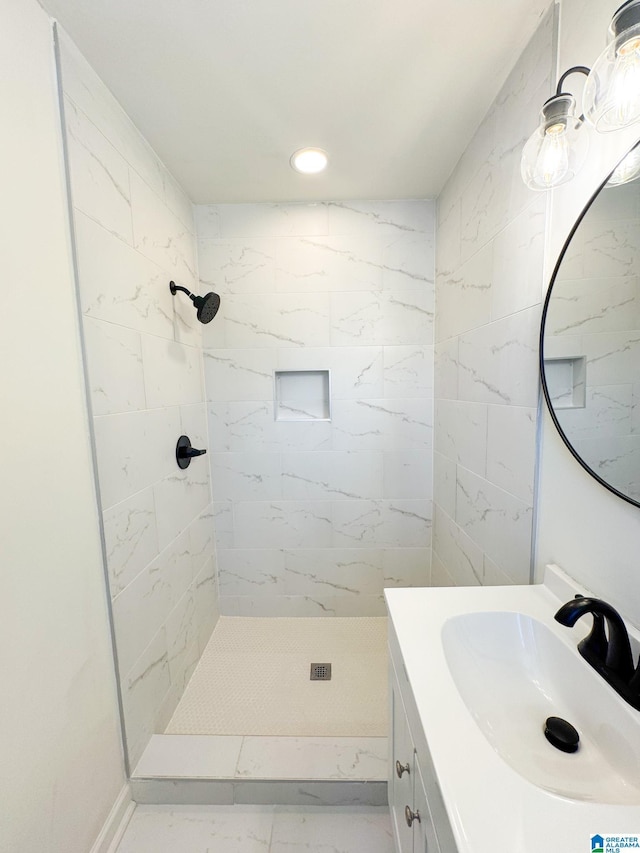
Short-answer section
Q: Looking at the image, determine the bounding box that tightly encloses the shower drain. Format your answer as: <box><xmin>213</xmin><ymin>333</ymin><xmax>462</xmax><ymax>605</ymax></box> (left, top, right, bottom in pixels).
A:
<box><xmin>310</xmin><ymin>663</ymin><xmax>332</xmax><ymax>680</ymax></box>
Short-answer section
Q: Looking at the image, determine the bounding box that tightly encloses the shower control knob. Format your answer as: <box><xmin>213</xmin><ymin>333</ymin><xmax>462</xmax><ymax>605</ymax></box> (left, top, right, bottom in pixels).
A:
<box><xmin>182</xmin><ymin>446</ymin><xmax>206</xmax><ymax>458</ymax></box>
<box><xmin>176</xmin><ymin>435</ymin><xmax>207</xmax><ymax>469</ymax></box>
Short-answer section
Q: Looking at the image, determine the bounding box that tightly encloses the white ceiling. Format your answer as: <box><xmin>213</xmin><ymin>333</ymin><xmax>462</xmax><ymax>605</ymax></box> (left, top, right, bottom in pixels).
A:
<box><xmin>40</xmin><ymin>0</ymin><xmax>550</xmax><ymax>203</ymax></box>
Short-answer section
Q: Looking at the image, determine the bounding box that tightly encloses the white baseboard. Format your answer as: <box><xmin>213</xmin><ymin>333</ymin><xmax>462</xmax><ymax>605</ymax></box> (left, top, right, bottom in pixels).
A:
<box><xmin>90</xmin><ymin>785</ymin><xmax>135</xmax><ymax>853</ymax></box>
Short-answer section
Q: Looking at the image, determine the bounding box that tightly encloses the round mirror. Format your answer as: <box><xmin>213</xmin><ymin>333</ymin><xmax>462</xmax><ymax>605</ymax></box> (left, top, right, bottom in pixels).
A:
<box><xmin>540</xmin><ymin>141</ymin><xmax>640</xmax><ymax>508</ymax></box>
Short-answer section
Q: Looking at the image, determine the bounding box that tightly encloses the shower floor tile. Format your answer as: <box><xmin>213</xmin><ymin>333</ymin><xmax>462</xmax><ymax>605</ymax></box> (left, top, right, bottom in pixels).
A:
<box><xmin>165</xmin><ymin>616</ymin><xmax>388</xmax><ymax>737</ymax></box>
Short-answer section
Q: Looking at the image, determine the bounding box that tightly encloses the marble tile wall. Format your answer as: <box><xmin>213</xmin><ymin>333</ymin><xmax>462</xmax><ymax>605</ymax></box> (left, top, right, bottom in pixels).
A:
<box><xmin>433</xmin><ymin>7</ymin><xmax>555</xmax><ymax>587</ymax></box>
<box><xmin>58</xmin><ymin>31</ymin><xmax>219</xmax><ymax>768</ymax></box>
<box><xmin>197</xmin><ymin>201</ymin><xmax>435</xmax><ymax>615</ymax></box>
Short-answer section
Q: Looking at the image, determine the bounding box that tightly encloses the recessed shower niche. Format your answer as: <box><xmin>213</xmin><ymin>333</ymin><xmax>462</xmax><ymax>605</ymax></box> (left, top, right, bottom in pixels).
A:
<box><xmin>274</xmin><ymin>369</ymin><xmax>331</xmax><ymax>421</ymax></box>
<box><xmin>543</xmin><ymin>356</ymin><xmax>586</xmax><ymax>410</ymax></box>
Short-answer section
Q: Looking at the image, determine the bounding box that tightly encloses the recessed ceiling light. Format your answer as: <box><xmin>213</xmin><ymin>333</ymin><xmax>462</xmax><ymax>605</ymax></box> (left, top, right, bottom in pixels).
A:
<box><xmin>290</xmin><ymin>147</ymin><xmax>329</xmax><ymax>174</ymax></box>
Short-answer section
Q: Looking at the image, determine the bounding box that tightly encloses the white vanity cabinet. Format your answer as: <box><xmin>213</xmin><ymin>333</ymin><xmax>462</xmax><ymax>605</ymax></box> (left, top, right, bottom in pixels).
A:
<box><xmin>389</xmin><ymin>669</ymin><xmax>418</xmax><ymax>853</ymax></box>
<box><xmin>388</xmin><ymin>622</ymin><xmax>457</xmax><ymax>853</ymax></box>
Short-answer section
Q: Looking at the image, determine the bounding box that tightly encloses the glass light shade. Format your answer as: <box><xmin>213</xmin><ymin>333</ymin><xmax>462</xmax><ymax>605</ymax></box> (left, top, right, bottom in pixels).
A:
<box><xmin>290</xmin><ymin>148</ymin><xmax>329</xmax><ymax>174</ymax></box>
<box><xmin>521</xmin><ymin>95</ymin><xmax>589</xmax><ymax>190</ymax></box>
<box><xmin>606</xmin><ymin>145</ymin><xmax>640</xmax><ymax>185</ymax></box>
<box><xmin>584</xmin><ymin>1</ymin><xmax>640</xmax><ymax>132</ymax></box>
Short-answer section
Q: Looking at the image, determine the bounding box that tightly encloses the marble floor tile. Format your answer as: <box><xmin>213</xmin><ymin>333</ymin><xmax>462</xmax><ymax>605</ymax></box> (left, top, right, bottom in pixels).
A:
<box><xmin>270</xmin><ymin>806</ymin><xmax>394</xmax><ymax>853</ymax></box>
<box><xmin>116</xmin><ymin>805</ymin><xmax>273</xmax><ymax>852</ymax></box>
<box><xmin>115</xmin><ymin>805</ymin><xmax>393</xmax><ymax>853</ymax></box>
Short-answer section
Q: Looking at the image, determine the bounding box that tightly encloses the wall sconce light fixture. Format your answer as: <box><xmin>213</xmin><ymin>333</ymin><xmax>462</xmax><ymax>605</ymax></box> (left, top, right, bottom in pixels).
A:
<box><xmin>584</xmin><ymin>0</ymin><xmax>640</xmax><ymax>132</ymax></box>
<box><xmin>521</xmin><ymin>67</ymin><xmax>590</xmax><ymax>191</ymax></box>
<box><xmin>522</xmin><ymin>0</ymin><xmax>640</xmax><ymax>190</ymax></box>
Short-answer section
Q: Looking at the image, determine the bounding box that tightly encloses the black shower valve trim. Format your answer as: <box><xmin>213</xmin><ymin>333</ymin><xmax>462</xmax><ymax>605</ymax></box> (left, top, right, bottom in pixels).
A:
<box><xmin>176</xmin><ymin>435</ymin><xmax>207</xmax><ymax>469</ymax></box>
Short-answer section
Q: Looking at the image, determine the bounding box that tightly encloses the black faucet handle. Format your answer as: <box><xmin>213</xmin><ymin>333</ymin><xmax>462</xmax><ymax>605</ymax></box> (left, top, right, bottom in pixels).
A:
<box><xmin>180</xmin><ymin>446</ymin><xmax>206</xmax><ymax>458</ymax></box>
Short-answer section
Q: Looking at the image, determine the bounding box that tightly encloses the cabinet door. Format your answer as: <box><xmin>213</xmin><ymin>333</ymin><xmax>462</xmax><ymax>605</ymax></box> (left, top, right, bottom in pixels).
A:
<box><xmin>389</xmin><ymin>679</ymin><xmax>415</xmax><ymax>853</ymax></box>
<box><xmin>413</xmin><ymin>762</ymin><xmax>441</xmax><ymax>853</ymax></box>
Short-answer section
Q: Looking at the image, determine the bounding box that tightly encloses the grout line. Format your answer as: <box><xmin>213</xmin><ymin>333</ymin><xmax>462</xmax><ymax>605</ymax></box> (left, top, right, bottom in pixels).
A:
<box><xmin>234</xmin><ymin>736</ymin><xmax>246</xmax><ymax>779</ymax></box>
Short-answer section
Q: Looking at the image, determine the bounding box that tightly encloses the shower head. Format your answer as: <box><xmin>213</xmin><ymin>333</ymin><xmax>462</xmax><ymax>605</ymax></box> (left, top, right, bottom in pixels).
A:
<box><xmin>169</xmin><ymin>281</ymin><xmax>221</xmax><ymax>324</ymax></box>
<box><xmin>193</xmin><ymin>291</ymin><xmax>221</xmax><ymax>324</ymax></box>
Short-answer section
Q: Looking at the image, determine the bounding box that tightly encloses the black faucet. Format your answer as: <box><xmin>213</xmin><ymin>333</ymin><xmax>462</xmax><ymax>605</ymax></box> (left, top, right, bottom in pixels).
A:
<box><xmin>555</xmin><ymin>596</ymin><xmax>640</xmax><ymax>710</ymax></box>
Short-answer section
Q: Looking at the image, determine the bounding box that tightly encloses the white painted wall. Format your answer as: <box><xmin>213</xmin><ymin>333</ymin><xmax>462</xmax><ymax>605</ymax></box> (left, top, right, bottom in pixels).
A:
<box><xmin>536</xmin><ymin>0</ymin><xmax>640</xmax><ymax>627</ymax></box>
<box><xmin>0</xmin><ymin>1</ymin><xmax>126</xmax><ymax>851</ymax></box>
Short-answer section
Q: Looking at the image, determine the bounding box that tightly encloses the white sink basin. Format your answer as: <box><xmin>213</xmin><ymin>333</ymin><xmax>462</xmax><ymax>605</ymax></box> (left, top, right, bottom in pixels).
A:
<box><xmin>441</xmin><ymin>610</ymin><xmax>640</xmax><ymax>804</ymax></box>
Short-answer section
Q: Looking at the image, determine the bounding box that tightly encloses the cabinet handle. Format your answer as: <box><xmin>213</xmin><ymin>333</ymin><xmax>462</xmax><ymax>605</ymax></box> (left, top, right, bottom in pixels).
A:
<box><xmin>405</xmin><ymin>805</ymin><xmax>421</xmax><ymax>827</ymax></box>
<box><xmin>395</xmin><ymin>760</ymin><xmax>411</xmax><ymax>778</ymax></box>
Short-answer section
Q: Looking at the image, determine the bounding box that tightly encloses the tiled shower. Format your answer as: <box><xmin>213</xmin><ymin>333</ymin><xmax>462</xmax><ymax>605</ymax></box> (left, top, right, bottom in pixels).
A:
<box><xmin>56</xmin><ymin>2</ymin><xmax>550</xmax><ymax>773</ymax></box>
<box><xmin>57</xmin><ymin>27</ymin><xmax>434</xmax><ymax>769</ymax></box>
